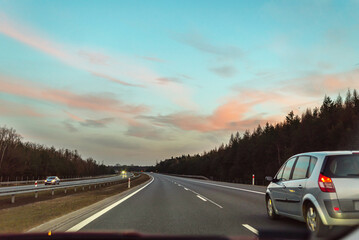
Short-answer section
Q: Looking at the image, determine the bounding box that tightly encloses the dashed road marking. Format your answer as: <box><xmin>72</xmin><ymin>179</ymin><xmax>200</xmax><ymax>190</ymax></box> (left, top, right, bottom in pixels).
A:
<box><xmin>178</xmin><ymin>178</ymin><xmax>265</xmax><ymax>195</ymax></box>
<box><xmin>177</xmin><ymin>182</ymin><xmax>223</xmax><ymax>208</ymax></box>
<box><xmin>242</xmin><ymin>224</ymin><xmax>259</xmax><ymax>235</ymax></box>
<box><xmin>197</xmin><ymin>195</ymin><xmax>207</xmax><ymax>201</ymax></box>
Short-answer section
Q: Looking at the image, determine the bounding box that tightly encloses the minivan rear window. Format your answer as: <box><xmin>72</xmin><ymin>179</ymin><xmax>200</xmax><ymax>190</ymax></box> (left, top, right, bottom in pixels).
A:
<box><xmin>323</xmin><ymin>155</ymin><xmax>359</xmax><ymax>178</ymax></box>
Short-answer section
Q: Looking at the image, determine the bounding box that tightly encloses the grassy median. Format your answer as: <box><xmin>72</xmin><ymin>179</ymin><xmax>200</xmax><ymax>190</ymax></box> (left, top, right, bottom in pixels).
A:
<box><xmin>0</xmin><ymin>174</ymin><xmax>150</xmax><ymax>233</ymax></box>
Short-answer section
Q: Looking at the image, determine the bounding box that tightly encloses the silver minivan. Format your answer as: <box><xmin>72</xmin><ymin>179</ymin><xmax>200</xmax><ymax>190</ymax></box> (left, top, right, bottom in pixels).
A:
<box><xmin>265</xmin><ymin>151</ymin><xmax>359</xmax><ymax>236</ymax></box>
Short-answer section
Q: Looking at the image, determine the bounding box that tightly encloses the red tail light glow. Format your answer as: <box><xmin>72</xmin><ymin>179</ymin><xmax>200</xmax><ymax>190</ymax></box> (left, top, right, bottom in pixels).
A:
<box><xmin>333</xmin><ymin>207</ymin><xmax>340</xmax><ymax>211</ymax></box>
<box><xmin>318</xmin><ymin>173</ymin><xmax>336</xmax><ymax>192</ymax></box>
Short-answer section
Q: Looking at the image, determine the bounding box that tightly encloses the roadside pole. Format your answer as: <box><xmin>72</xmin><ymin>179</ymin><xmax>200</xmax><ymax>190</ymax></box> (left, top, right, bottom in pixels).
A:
<box><xmin>128</xmin><ymin>178</ymin><xmax>131</xmax><ymax>188</ymax></box>
<box><xmin>252</xmin><ymin>174</ymin><xmax>255</xmax><ymax>185</ymax></box>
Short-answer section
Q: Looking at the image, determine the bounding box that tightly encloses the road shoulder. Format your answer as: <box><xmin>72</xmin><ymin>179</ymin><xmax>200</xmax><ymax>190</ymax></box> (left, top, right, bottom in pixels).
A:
<box><xmin>27</xmin><ymin>175</ymin><xmax>152</xmax><ymax>233</ymax></box>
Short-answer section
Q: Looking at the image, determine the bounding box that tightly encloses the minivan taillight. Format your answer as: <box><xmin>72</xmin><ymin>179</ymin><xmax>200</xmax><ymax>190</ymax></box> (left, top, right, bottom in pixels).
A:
<box><xmin>318</xmin><ymin>174</ymin><xmax>336</xmax><ymax>192</ymax></box>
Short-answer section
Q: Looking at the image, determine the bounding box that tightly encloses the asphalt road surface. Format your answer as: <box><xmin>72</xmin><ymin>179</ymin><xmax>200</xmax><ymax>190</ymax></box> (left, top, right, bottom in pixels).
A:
<box><xmin>75</xmin><ymin>173</ymin><xmax>307</xmax><ymax>237</ymax></box>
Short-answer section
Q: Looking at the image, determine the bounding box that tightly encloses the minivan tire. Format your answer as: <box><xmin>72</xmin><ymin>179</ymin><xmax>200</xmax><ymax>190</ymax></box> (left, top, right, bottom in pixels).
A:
<box><xmin>266</xmin><ymin>196</ymin><xmax>279</xmax><ymax>219</ymax></box>
<box><xmin>305</xmin><ymin>203</ymin><xmax>330</xmax><ymax>237</ymax></box>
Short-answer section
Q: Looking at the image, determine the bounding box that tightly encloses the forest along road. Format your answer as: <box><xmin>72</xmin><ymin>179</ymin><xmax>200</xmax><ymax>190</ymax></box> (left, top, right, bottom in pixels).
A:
<box><xmin>73</xmin><ymin>173</ymin><xmax>306</xmax><ymax>237</ymax></box>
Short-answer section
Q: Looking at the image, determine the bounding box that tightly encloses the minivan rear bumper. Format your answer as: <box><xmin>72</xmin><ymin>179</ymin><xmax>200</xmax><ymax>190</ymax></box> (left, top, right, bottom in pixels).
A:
<box><xmin>323</xmin><ymin>200</ymin><xmax>359</xmax><ymax>225</ymax></box>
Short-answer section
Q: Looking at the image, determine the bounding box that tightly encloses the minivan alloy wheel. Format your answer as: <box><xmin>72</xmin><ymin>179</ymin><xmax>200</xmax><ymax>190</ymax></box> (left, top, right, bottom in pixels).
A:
<box><xmin>267</xmin><ymin>198</ymin><xmax>273</xmax><ymax>217</ymax></box>
<box><xmin>306</xmin><ymin>206</ymin><xmax>317</xmax><ymax>232</ymax></box>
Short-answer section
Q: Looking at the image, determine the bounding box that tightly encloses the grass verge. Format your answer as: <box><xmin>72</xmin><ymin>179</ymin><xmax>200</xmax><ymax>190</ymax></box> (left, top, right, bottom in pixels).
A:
<box><xmin>0</xmin><ymin>174</ymin><xmax>150</xmax><ymax>233</ymax></box>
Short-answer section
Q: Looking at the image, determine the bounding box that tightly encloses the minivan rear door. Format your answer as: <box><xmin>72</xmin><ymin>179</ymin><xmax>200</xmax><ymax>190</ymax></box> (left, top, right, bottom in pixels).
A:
<box><xmin>323</xmin><ymin>155</ymin><xmax>359</xmax><ymax>212</ymax></box>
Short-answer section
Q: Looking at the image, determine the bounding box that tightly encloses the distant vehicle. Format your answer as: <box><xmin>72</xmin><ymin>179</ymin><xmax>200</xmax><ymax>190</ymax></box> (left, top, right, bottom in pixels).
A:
<box><xmin>44</xmin><ymin>176</ymin><xmax>60</xmax><ymax>185</ymax></box>
<box><xmin>265</xmin><ymin>151</ymin><xmax>359</xmax><ymax>236</ymax></box>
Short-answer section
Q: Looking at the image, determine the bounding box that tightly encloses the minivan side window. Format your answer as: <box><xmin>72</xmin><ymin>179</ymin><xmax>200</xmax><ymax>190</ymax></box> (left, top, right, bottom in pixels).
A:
<box><xmin>275</xmin><ymin>164</ymin><xmax>285</xmax><ymax>180</ymax></box>
<box><xmin>307</xmin><ymin>157</ymin><xmax>318</xmax><ymax>177</ymax></box>
<box><xmin>292</xmin><ymin>156</ymin><xmax>310</xmax><ymax>180</ymax></box>
<box><xmin>281</xmin><ymin>157</ymin><xmax>296</xmax><ymax>181</ymax></box>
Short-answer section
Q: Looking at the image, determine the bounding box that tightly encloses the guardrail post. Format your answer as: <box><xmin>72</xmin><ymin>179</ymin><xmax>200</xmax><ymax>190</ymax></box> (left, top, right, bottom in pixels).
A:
<box><xmin>51</xmin><ymin>190</ymin><xmax>54</xmax><ymax>196</ymax></box>
<box><xmin>35</xmin><ymin>191</ymin><xmax>38</xmax><ymax>198</ymax></box>
<box><xmin>64</xmin><ymin>189</ymin><xmax>67</xmax><ymax>194</ymax></box>
<box><xmin>94</xmin><ymin>185</ymin><xmax>96</xmax><ymax>189</ymax></box>
<box><xmin>89</xmin><ymin>185</ymin><xmax>91</xmax><ymax>190</ymax></box>
<box><xmin>11</xmin><ymin>194</ymin><xmax>15</xmax><ymax>203</ymax></box>
<box><xmin>82</xmin><ymin>186</ymin><xmax>84</xmax><ymax>191</ymax></box>
<box><xmin>128</xmin><ymin>178</ymin><xmax>130</xmax><ymax>188</ymax></box>
<box><xmin>74</xmin><ymin>187</ymin><xmax>77</xmax><ymax>192</ymax></box>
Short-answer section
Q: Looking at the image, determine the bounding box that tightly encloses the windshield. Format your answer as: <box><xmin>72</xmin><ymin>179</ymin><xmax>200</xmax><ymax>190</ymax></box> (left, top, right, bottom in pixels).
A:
<box><xmin>0</xmin><ymin>0</ymin><xmax>358</xmax><ymax>239</ymax></box>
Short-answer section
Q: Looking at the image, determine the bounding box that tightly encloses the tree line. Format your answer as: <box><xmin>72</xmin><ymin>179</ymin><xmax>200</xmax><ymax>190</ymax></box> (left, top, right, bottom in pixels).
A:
<box><xmin>0</xmin><ymin>126</ymin><xmax>114</xmax><ymax>181</ymax></box>
<box><xmin>153</xmin><ymin>89</ymin><xmax>359</xmax><ymax>185</ymax></box>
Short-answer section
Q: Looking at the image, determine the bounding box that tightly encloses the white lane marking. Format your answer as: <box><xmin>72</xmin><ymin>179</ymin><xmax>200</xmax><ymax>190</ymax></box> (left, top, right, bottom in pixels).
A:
<box><xmin>242</xmin><ymin>224</ymin><xmax>259</xmax><ymax>235</ymax></box>
<box><xmin>166</xmin><ymin>176</ymin><xmax>223</xmax><ymax>208</ymax></box>
<box><xmin>178</xmin><ymin>178</ymin><xmax>265</xmax><ymax>195</ymax></box>
<box><xmin>197</xmin><ymin>195</ymin><xmax>207</xmax><ymax>201</ymax></box>
<box><xmin>177</xmin><ymin>182</ymin><xmax>223</xmax><ymax>209</ymax></box>
<box><xmin>67</xmin><ymin>176</ymin><xmax>154</xmax><ymax>232</ymax></box>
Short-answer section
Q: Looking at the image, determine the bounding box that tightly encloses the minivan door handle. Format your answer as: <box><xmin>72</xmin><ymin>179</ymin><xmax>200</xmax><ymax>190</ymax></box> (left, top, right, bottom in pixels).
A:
<box><xmin>298</xmin><ymin>185</ymin><xmax>303</xmax><ymax>189</ymax></box>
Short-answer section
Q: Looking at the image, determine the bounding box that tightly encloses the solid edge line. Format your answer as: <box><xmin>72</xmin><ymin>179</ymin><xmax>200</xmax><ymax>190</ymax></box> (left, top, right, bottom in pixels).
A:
<box><xmin>242</xmin><ymin>224</ymin><xmax>259</xmax><ymax>235</ymax></box>
<box><xmin>179</xmin><ymin>177</ymin><xmax>265</xmax><ymax>195</ymax></box>
<box><xmin>66</xmin><ymin>176</ymin><xmax>154</xmax><ymax>232</ymax></box>
<box><xmin>196</xmin><ymin>195</ymin><xmax>207</xmax><ymax>201</ymax></box>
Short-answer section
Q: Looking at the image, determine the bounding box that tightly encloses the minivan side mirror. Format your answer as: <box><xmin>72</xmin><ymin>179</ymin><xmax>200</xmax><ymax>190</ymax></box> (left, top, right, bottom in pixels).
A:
<box><xmin>265</xmin><ymin>176</ymin><xmax>273</xmax><ymax>182</ymax></box>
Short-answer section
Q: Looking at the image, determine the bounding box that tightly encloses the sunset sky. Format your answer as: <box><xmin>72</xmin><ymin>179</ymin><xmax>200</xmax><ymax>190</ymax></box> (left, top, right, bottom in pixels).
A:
<box><xmin>1</xmin><ymin>0</ymin><xmax>359</xmax><ymax>165</ymax></box>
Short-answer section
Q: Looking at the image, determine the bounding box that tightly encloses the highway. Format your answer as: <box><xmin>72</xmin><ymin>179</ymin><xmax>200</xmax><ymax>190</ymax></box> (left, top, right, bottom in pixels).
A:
<box><xmin>62</xmin><ymin>173</ymin><xmax>307</xmax><ymax>237</ymax></box>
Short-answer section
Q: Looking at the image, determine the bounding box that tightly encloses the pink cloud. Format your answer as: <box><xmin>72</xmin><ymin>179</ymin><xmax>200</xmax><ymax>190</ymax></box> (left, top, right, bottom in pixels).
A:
<box><xmin>91</xmin><ymin>72</ymin><xmax>144</xmax><ymax>88</ymax></box>
<box><xmin>64</xmin><ymin>111</ymin><xmax>84</xmax><ymax>121</ymax></box>
<box><xmin>141</xmin><ymin>56</ymin><xmax>165</xmax><ymax>63</ymax></box>
<box><xmin>0</xmin><ymin>13</ymin><xmax>196</xmax><ymax>109</ymax></box>
<box><xmin>0</xmin><ymin>99</ymin><xmax>44</xmax><ymax>118</ymax></box>
<box><xmin>0</xmin><ymin>13</ymin><xmax>75</xmax><ymax>65</ymax></box>
<box><xmin>78</xmin><ymin>51</ymin><xmax>110</xmax><ymax>66</ymax></box>
<box><xmin>144</xmin><ymin>88</ymin><xmax>307</xmax><ymax>132</ymax></box>
<box><xmin>281</xmin><ymin>69</ymin><xmax>359</xmax><ymax>97</ymax></box>
<box><xmin>144</xmin><ymin>100</ymin><xmax>257</xmax><ymax>132</ymax></box>
<box><xmin>156</xmin><ymin>77</ymin><xmax>181</xmax><ymax>85</ymax></box>
<box><xmin>0</xmin><ymin>75</ymin><xmax>149</xmax><ymax>116</ymax></box>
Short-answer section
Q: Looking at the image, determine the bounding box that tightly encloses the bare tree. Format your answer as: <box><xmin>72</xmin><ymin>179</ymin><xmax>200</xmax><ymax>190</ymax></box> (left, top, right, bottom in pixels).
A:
<box><xmin>0</xmin><ymin>126</ymin><xmax>22</xmax><ymax>170</ymax></box>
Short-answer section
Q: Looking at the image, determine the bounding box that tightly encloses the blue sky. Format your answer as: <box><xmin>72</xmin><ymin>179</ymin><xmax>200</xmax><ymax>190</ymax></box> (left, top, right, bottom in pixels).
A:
<box><xmin>1</xmin><ymin>0</ymin><xmax>359</xmax><ymax>165</ymax></box>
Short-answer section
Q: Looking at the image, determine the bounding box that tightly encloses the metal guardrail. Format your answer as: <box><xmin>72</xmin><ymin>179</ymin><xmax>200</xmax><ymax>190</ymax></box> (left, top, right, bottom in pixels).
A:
<box><xmin>0</xmin><ymin>173</ymin><xmax>140</xmax><ymax>203</ymax></box>
<box><xmin>0</xmin><ymin>174</ymin><xmax>118</xmax><ymax>186</ymax></box>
